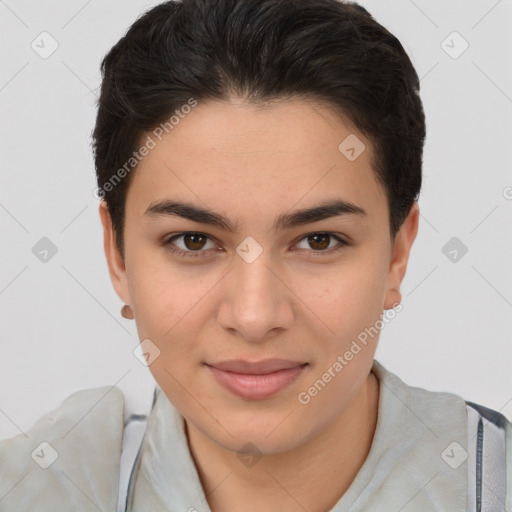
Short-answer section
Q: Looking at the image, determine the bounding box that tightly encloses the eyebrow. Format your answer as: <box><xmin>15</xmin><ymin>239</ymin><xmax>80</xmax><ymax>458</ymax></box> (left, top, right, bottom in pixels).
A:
<box><xmin>144</xmin><ymin>198</ymin><xmax>367</xmax><ymax>232</ymax></box>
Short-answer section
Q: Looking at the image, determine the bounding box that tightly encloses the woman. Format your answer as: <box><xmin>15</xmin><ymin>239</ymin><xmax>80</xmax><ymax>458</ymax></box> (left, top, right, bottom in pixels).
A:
<box><xmin>1</xmin><ymin>0</ymin><xmax>510</xmax><ymax>510</ymax></box>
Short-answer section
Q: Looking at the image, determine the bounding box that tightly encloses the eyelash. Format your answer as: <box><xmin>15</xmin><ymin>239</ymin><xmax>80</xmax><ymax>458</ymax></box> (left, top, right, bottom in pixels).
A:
<box><xmin>161</xmin><ymin>232</ymin><xmax>350</xmax><ymax>259</ymax></box>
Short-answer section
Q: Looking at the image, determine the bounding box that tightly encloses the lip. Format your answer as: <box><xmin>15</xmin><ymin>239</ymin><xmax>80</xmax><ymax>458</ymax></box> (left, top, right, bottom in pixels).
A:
<box><xmin>205</xmin><ymin>359</ymin><xmax>308</xmax><ymax>400</ymax></box>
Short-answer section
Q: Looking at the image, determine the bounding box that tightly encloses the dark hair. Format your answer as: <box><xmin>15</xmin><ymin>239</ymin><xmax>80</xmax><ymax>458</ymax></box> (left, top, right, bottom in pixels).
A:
<box><xmin>92</xmin><ymin>0</ymin><xmax>425</xmax><ymax>258</ymax></box>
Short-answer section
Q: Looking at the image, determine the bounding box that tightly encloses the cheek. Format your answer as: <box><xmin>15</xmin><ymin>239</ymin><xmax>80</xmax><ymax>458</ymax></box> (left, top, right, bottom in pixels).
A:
<box><xmin>125</xmin><ymin>239</ymin><xmax>205</xmax><ymax>330</ymax></box>
<box><xmin>293</xmin><ymin>254</ymin><xmax>388</xmax><ymax>343</ymax></box>
<box><xmin>129</xmin><ymin>265</ymin><xmax>206</xmax><ymax>406</ymax></box>
<box><xmin>125</xmin><ymin>253</ymin><xmax>198</xmax><ymax>358</ymax></box>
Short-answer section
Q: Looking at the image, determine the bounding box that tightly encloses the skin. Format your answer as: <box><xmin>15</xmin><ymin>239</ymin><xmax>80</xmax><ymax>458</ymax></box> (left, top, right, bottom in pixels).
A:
<box><xmin>100</xmin><ymin>96</ymin><xmax>419</xmax><ymax>511</ymax></box>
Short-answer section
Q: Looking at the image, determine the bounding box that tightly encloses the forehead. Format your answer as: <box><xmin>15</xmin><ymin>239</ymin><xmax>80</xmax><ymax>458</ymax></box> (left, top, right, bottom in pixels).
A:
<box><xmin>126</xmin><ymin>97</ymin><xmax>387</xmax><ymax>225</ymax></box>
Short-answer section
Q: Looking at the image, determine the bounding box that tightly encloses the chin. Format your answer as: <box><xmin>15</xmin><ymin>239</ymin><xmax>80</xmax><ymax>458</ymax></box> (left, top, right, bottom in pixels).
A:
<box><xmin>200</xmin><ymin>411</ymin><xmax>314</xmax><ymax>455</ymax></box>
<box><xmin>221</xmin><ymin>430</ymin><xmax>303</xmax><ymax>456</ymax></box>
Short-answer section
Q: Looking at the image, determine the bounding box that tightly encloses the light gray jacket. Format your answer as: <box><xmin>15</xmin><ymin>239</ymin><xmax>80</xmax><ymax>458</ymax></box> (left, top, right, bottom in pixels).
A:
<box><xmin>1</xmin><ymin>360</ymin><xmax>510</xmax><ymax>511</ymax></box>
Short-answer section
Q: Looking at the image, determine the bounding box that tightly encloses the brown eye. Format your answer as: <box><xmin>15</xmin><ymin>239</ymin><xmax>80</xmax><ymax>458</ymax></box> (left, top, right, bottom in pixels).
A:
<box><xmin>163</xmin><ymin>232</ymin><xmax>218</xmax><ymax>258</ymax></box>
<box><xmin>295</xmin><ymin>232</ymin><xmax>347</xmax><ymax>254</ymax></box>
<box><xmin>307</xmin><ymin>233</ymin><xmax>330</xmax><ymax>250</ymax></box>
<box><xmin>182</xmin><ymin>233</ymin><xmax>208</xmax><ymax>250</ymax></box>
<box><xmin>163</xmin><ymin>231</ymin><xmax>349</xmax><ymax>260</ymax></box>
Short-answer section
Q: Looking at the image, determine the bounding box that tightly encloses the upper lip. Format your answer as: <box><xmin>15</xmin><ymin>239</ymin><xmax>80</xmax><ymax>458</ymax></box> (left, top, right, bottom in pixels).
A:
<box><xmin>206</xmin><ymin>359</ymin><xmax>307</xmax><ymax>375</ymax></box>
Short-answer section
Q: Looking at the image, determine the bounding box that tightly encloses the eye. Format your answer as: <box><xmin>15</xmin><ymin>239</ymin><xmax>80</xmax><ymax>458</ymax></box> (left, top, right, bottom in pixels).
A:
<box><xmin>163</xmin><ymin>232</ymin><xmax>219</xmax><ymax>259</ymax></box>
<box><xmin>294</xmin><ymin>232</ymin><xmax>348</xmax><ymax>256</ymax></box>
<box><xmin>162</xmin><ymin>231</ymin><xmax>349</xmax><ymax>259</ymax></box>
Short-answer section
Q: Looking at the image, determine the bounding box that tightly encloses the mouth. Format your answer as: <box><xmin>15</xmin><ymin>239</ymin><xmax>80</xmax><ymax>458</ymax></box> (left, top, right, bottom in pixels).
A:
<box><xmin>204</xmin><ymin>359</ymin><xmax>308</xmax><ymax>400</ymax></box>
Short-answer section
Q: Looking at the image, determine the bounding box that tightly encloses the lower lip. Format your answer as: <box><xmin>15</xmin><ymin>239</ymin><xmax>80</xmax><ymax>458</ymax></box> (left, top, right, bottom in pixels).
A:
<box><xmin>206</xmin><ymin>364</ymin><xmax>307</xmax><ymax>400</ymax></box>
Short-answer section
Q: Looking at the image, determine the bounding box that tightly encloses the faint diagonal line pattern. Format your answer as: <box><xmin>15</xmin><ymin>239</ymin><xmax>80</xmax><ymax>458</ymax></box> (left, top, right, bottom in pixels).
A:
<box><xmin>419</xmin><ymin>211</ymin><xmax>439</xmax><ymax>233</ymax></box>
<box><xmin>162</xmin><ymin>161</ymin><xmax>214</xmax><ymax>212</ymax></box>
<box><xmin>0</xmin><ymin>408</ymin><xmax>29</xmax><ymax>438</ymax></box>
<box><xmin>264</xmin><ymin>470</ymin><xmax>310</xmax><ymax>512</ymax></box>
<box><xmin>405</xmin><ymin>265</ymin><xmax>439</xmax><ymax>297</ymax></box>
<box><xmin>264</xmin><ymin>409</ymin><xmax>295</xmax><ymax>439</ymax></box>
<box><xmin>468</xmin><ymin>466</ymin><xmax>510</xmax><ymax>511</ymax></box>
<box><xmin>407</xmin><ymin>0</ymin><xmax>439</xmax><ymax>28</ymax></box>
<box><xmin>469</xmin><ymin>204</ymin><xmax>499</xmax><ymax>233</ymax></box>
<box><xmin>0</xmin><ymin>266</ymin><xmax>29</xmax><ymax>296</ymax></box>
<box><xmin>60</xmin><ymin>265</ymin><xmax>132</xmax><ymax>334</ymax></box>
<box><xmin>60</xmin><ymin>370</ymin><xmax>131</xmax><ymax>439</ymax></box>
<box><xmin>203</xmin><ymin>470</ymin><xmax>233</xmax><ymax>500</ymax></box>
<box><xmin>0</xmin><ymin>0</ymin><xmax>29</xmax><ymax>28</ymax></box>
<box><xmin>0</xmin><ymin>472</ymin><xmax>30</xmax><ymax>505</ymax></box>
<box><xmin>0</xmin><ymin>203</ymin><xmax>29</xmax><ymax>233</ymax></box>
<box><xmin>471</xmin><ymin>0</ymin><xmax>503</xmax><ymax>30</ymax></box>
<box><xmin>60</xmin><ymin>204</ymin><xmax>89</xmax><ymax>233</ymax></box>
<box><xmin>419</xmin><ymin>61</ymin><xmax>439</xmax><ymax>83</ymax></box>
<box><xmin>0</xmin><ymin>62</ymin><xmax>29</xmax><ymax>92</ymax></box>
<box><xmin>397</xmin><ymin>472</ymin><xmax>440</xmax><ymax>511</ymax></box>
<box><xmin>163</xmin><ymin>267</ymin><xmax>234</xmax><ymax>337</ymax></box>
<box><xmin>60</xmin><ymin>470</ymin><xmax>104</xmax><ymax>511</ymax></box>
<box><xmin>379</xmin><ymin>379</ymin><xmax>440</xmax><ymax>439</ymax></box>
<box><xmin>472</xmin><ymin>60</ymin><xmax>512</xmax><ymax>104</ymax></box>
<box><xmin>61</xmin><ymin>61</ymin><xmax>99</xmax><ymax>98</ymax></box>
<box><xmin>61</xmin><ymin>0</ymin><xmax>94</xmax><ymax>30</ymax></box>
<box><xmin>163</xmin><ymin>368</ymin><xmax>234</xmax><ymax>438</ymax></box>
<box><xmin>265</xmin><ymin>265</ymin><xmax>338</xmax><ymax>336</ymax></box>
<box><xmin>0</xmin><ymin>2</ymin><xmax>510</xmax><ymax>500</ymax></box>
<box><xmin>471</xmin><ymin>265</ymin><xmax>512</xmax><ymax>308</ymax></box>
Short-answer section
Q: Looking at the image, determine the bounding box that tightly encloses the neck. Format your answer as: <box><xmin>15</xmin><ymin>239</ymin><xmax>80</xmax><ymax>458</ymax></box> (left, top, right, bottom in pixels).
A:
<box><xmin>185</xmin><ymin>370</ymin><xmax>380</xmax><ymax>512</ymax></box>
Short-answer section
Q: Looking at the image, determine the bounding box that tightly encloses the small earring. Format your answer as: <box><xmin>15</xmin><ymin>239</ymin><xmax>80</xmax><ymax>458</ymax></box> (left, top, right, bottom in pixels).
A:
<box><xmin>121</xmin><ymin>304</ymin><xmax>134</xmax><ymax>319</ymax></box>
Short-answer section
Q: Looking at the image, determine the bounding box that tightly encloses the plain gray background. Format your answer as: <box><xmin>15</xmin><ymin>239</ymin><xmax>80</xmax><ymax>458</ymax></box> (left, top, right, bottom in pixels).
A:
<box><xmin>1</xmin><ymin>0</ymin><xmax>511</xmax><ymax>440</ymax></box>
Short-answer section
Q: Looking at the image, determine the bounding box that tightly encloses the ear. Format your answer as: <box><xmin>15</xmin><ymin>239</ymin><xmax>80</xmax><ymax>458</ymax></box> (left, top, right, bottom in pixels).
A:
<box><xmin>98</xmin><ymin>201</ymin><xmax>131</xmax><ymax>305</ymax></box>
<box><xmin>383</xmin><ymin>202</ymin><xmax>420</xmax><ymax>310</ymax></box>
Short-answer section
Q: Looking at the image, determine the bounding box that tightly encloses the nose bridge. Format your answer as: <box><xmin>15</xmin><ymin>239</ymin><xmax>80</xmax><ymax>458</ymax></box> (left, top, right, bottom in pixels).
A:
<box><xmin>234</xmin><ymin>245</ymin><xmax>279</xmax><ymax>308</ymax></box>
<box><xmin>218</xmin><ymin>243</ymin><xmax>294</xmax><ymax>341</ymax></box>
<box><xmin>234</xmin><ymin>233</ymin><xmax>275</xmax><ymax>287</ymax></box>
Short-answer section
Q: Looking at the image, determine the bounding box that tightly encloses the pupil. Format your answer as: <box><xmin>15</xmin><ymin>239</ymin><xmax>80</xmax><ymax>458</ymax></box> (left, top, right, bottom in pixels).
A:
<box><xmin>186</xmin><ymin>233</ymin><xmax>205</xmax><ymax>250</ymax></box>
<box><xmin>311</xmin><ymin>234</ymin><xmax>328</xmax><ymax>250</ymax></box>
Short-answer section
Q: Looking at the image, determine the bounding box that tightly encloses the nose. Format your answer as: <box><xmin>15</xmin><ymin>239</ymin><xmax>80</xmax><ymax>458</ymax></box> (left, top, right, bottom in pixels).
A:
<box><xmin>217</xmin><ymin>254</ymin><xmax>295</xmax><ymax>343</ymax></box>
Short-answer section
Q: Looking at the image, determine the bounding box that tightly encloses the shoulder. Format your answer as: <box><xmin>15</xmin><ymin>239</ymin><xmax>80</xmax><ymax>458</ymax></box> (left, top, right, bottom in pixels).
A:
<box><xmin>0</xmin><ymin>385</ymin><xmax>125</xmax><ymax>512</ymax></box>
<box><xmin>368</xmin><ymin>360</ymin><xmax>511</xmax><ymax>508</ymax></box>
<box><xmin>372</xmin><ymin>359</ymin><xmax>470</xmax><ymax>432</ymax></box>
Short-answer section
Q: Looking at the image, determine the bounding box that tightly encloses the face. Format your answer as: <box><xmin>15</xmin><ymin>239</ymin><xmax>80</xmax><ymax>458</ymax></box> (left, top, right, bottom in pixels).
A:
<box><xmin>100</xmin><ymin>97</ymin><xmax>418</xmax><ymax>455</ymax></box>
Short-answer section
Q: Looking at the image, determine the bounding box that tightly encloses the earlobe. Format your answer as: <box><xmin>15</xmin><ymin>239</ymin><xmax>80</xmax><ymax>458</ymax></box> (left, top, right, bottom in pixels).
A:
<box><xmin>383</xmin><ymin>202</ymin><xmax>420</xmax><ymax>310</ymax></box>
<box><xmin>384</xmin><ymin>289</ymin><xmax>402</xmax><ymax>310</ymax></box>
<box><xmin>98</xmin><ymin>201</ymin><xmax>131</xmax><ymax>305</ymax></box>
